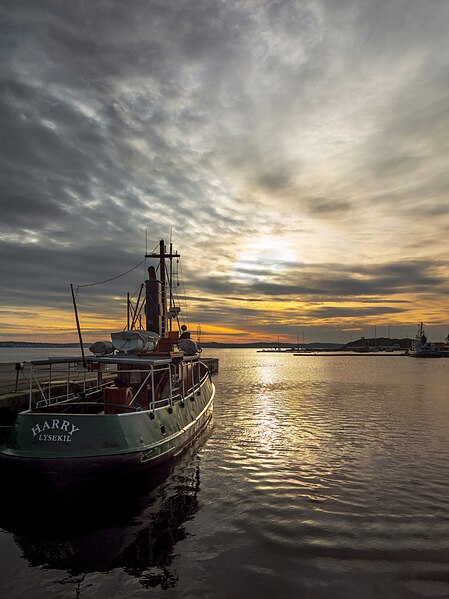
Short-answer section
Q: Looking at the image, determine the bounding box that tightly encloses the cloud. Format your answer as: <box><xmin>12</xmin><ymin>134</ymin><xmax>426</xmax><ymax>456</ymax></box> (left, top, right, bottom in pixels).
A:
<box><xmin>1</xmin><ymin>0</ymin><xmax>449</xmax><ymax>342</ymax></box>
<box><xmin>305</xmin><ymin>306</ymin><xmax>404</xmax><ymax>318</ymax></box>
<box><xmin>189</xmin><ymin>259</ymin><xmax>449</xmax><ymax>299</ymax></box>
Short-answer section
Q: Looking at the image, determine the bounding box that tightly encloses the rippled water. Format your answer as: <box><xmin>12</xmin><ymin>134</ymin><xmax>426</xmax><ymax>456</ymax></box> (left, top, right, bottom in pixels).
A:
<box><xmin>1</xmin><ymin>349</ymin><xmax>448</xmax><ymax>598</ymax></box>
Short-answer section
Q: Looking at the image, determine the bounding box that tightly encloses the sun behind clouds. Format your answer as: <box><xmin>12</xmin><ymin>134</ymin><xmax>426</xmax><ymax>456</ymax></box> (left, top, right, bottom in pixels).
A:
<box><xmin>230</xmin><ymin>235</ymin><xmax>300</xmax><ymax>283</ymax></box>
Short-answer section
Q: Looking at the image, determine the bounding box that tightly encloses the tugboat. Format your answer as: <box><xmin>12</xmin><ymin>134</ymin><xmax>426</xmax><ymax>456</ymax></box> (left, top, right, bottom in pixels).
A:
<box><xmin>408</xmin><ymin>322</ymin><xmax>442</xmax><ymax>358</ymax></box>
<box><xmin>0</xmin><ymin>240</ymin><xmax>215</xmax><ymax>484</ymax></box>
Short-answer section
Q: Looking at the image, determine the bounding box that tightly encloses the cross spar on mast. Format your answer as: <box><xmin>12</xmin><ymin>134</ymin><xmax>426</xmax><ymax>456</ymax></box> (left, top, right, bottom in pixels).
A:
<box><xmin>145</xmin><ymin>239</ymin><xmax>180</xmax><ymax>338</ymax></box>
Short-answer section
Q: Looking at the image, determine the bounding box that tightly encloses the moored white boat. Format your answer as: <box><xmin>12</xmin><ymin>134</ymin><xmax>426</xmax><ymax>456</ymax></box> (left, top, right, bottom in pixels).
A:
<box><xmin>408</xmin><ymin>322</ymin><xmax>442</xmax><ymax>358</ymax></box>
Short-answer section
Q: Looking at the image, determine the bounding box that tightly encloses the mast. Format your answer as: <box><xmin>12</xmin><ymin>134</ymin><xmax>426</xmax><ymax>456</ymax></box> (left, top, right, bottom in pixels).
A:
<box><xmin>70</xmin><ymin>284</ymin><xmax>86</xmax><ymax>368</ymax></box>
<box><xmin>159</xmin><ymin>239</ymin><xmax>166</xmax><ymax>336</ymax></box>
<box><xmin>145</xmin><ymin>239</ymin><xmax>180</xmax><ymax>338</ymax></box>
<box><xmin>127</xmin><ymin>292</ymin><xmax>130</xmax><ymax>330</ymax></box>
<box><xmin>169</xmin><ymin>241</ymin><xmax>173</xmax><ymax>333</ymax></box>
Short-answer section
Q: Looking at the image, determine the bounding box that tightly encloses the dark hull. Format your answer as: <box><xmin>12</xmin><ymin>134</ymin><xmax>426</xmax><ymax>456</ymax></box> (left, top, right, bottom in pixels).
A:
<box><xmin>0</xmin><ymin>409</ymin><xmax>213</xmax><ymax>489</ymax></box>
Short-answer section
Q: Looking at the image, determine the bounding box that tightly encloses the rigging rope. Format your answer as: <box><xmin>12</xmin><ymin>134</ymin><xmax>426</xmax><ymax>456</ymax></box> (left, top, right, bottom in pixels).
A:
<box><xmin>74</xmin><ymin>257</ymin><xmax>148</xmax><ymax>297</ymax></box>
<box><xmin>74</xmin><ymin>242</ymin><xmax>160</xmax><ymax>296</ymax></box>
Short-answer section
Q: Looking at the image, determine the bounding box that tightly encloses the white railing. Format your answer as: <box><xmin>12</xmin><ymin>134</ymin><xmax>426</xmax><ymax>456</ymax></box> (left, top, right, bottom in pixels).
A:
<box><xmin>29</xmin><ymin>358</ymin><xmax>210</xmax><ymax>413</ymax></box>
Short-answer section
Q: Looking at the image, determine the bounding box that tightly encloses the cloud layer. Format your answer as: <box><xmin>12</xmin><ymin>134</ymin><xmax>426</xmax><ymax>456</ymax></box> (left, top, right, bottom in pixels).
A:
<box><xmin>1</xmin><ymin>0</ymin><xmax>449</xmax><ymax>342</ymax></box>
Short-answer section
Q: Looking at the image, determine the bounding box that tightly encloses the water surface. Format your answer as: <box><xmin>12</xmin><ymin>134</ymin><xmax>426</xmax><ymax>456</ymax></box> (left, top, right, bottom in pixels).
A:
<box><xmin>0</xmin><ymin>349</ymin><xmax>448</xmax><ymax>598</ymax></box>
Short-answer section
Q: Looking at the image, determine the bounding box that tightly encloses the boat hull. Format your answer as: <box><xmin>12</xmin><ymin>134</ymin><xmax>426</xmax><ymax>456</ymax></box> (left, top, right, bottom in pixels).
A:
<box><xmin>0</xmin><ymin>376</ymin><xmax>214</xmax><ymax>483</ymax></box>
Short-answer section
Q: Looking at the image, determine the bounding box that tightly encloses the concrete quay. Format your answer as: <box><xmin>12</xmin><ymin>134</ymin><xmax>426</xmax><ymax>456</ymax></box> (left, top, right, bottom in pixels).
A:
<box><xmin>201</xmin><ymin>357</ymin><xmax>219</xmax><ymax>374</ymax></box>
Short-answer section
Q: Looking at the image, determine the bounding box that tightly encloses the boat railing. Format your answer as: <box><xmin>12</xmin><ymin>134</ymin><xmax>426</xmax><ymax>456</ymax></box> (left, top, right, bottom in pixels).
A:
<box><xmin>35</xmin><ymin>380</ymin><xmax>113</xmax><ymax>409</ymax></box>
<box><xmin>28</xmin><ymin>356</ymin><xmax>211</xmax><ymax>413</ymax></box>
<box><xmin>29</xmin><ymin>360</ymin><xmax>116</xmax><ymax>410</ymax></box>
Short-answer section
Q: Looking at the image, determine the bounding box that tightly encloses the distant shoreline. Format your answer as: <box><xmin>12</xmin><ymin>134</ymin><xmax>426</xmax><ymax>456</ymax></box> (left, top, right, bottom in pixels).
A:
<box><xmin>0</xmin><ymin>338</ymin><xmax>416</xmax><ymax>350</ymax></box>
<box><xmin>0</xmin><ymin>340</ymin><xmax>343</xmax><ymax>350</ymax></box>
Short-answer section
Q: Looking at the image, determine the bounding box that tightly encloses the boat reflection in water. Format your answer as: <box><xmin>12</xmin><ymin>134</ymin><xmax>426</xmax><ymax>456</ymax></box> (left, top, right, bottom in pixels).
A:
<box><xmin>0</xmin><ymin>438</ymin><xmax>207</xmax><ymax>591</ymax></box>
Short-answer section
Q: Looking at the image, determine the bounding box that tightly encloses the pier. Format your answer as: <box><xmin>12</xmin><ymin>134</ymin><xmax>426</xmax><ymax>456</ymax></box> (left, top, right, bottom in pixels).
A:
<box><xmin>257</xmin><ymin>350</ymin><xmax>449</xmax><ymax>357</ymax></box>
<box><xmin>293</xmin><ymin>352</ymin><xmax>409</xmax><ymax>357</ymax></box>
<box><xmin>201</xmin><ymin>357</ymin><xmax>219</xmax><ymax>374</ymax></box>
<box><xmin>293</xmin><ymin>351</ymin><xmax>449</xmax><ymax>357</ymax></box>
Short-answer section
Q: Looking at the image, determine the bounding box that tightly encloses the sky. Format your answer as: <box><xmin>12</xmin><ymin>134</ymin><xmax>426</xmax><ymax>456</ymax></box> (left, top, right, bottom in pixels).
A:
<box><xmin>1</xmin><ymin>0</ymin><xmax>449</xmax><ymax>345</ymax></box>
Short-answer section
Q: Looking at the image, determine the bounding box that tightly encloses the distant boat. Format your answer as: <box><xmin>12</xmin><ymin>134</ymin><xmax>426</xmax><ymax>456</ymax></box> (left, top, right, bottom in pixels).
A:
<box><xmin>0</xmin><ymin>240</ymin><xmax>215</xmax><ymax>485</ymax></box>
<box><xmin>408</xmin><ymin>322</ymin><xmax>442</xmax><ymax>358</ymax></box>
